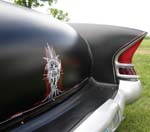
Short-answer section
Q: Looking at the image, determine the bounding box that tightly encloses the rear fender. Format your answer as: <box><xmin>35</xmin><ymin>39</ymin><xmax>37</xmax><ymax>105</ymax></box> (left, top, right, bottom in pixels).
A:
<box><xmin>70</xmin><ymin>24</ymin><xmax>147</xmax><ymax>83</ymax></box>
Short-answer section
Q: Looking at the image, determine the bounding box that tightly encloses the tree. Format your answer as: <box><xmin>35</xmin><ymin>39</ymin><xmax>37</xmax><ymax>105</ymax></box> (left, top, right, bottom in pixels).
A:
<box><xmin>50</xmin><ymin>8</ymin><xmax>69</xmax><ymax>21</ymax></box>
<box><xmin>14</xmin><ymin>0</ymin><xmax>69</xmax><ymax>21</ymax></box>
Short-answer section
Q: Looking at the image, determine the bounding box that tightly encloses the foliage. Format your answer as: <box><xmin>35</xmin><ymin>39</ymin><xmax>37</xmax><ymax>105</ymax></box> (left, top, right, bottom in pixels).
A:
<box><xmin>50</xmin><ymin>8</ymin><xmax>69</xmax><ymax>21</ymax></box>
<box><xmin>145</xmin><ymin>35</ymin><xmax>150</xmax><ymax>39</ymax></box>
<box><xmin>14</xmin><ymin>0</ymin><xmax>43</xmax><ymax>8</ymax></box>
<box><xmin>14</xmin><ymin>0</ymin><xmax>69</xmax><ymax>21</ymax></box>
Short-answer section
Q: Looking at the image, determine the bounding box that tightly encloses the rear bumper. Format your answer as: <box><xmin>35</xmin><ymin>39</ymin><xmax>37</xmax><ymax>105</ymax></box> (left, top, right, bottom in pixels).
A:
<box><xmin>73</xmin><ymin>80</ymin><xmax>142</xmax><ymax>132</ymax></box>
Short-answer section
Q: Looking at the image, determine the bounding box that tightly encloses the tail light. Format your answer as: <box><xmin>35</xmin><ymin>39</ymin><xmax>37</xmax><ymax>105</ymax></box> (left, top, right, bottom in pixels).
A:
<box><xmin>115</xmin><ymin>36</ymin><xmax>145</xmax><ymax>80</ymax></box>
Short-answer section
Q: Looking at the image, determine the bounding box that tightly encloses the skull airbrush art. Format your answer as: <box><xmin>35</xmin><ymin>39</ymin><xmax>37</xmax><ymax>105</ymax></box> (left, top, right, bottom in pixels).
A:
<box><xmin>44</xmin><ymin>44</ymin><xmax>62</xmax><ymax>100</ymax></box>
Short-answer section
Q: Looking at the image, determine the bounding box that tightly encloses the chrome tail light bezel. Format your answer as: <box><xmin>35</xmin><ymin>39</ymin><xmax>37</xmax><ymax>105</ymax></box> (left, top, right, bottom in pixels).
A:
<box><xmin>114</xmin><ymin>34</ymin><xmax>146</xmax><ymax>81</ymax></box>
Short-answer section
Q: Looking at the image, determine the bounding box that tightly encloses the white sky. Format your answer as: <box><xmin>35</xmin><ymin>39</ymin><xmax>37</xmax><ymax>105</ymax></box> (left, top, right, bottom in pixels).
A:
<box><xmin>3</xmin><ymin>0</ymin><xmax>150</xmax><ymax>34</ymax></box>
<box><xmin>55</xmin><ymin>0</ymin><xmax>150</xmax><ymax>34</ymax></box>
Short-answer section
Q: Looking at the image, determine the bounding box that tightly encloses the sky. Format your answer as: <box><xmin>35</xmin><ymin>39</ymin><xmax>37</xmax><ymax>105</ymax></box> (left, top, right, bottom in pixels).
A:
<box><xmin>55</xmin><ymin>0</ymin><xmax>150</xmax><ymax>34</ymax></box>
<box><xmin>3</xmin><ymin>0</ymin><xmax>150</xmax><ymax>34</ymax></box>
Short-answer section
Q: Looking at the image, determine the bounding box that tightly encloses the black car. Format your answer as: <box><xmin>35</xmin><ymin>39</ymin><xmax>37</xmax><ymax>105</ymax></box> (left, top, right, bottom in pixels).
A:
<box><xmin>0</xmin><ymin>1</ymin><xmax>147</xmax><ymax>132</ymax></box>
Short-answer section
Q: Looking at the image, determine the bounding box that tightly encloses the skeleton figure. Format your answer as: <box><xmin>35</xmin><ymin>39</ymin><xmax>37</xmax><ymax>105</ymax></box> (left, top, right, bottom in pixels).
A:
<box><xmin>44</xmin><ymin>44</ymin><xmax>62</xmax><ymax>99</ymax></box>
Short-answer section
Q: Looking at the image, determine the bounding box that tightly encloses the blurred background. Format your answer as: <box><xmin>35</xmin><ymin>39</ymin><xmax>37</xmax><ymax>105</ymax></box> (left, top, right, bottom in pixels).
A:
<box><xmin>4</xmin><ymin>0</ymin><xmax>150</xmax><ymax>34</ymax></box>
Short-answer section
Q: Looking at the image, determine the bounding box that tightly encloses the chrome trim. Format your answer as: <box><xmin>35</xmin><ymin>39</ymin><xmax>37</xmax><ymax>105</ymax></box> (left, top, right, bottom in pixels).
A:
<box><xmin>114</xmin><ymin>35</ymin><xmax>145</xmax><ymax>63</ymax></box>
<box><xmin>73</xmin><ymin>80</ymin><xmax>142</xmax><ymax>132</ymax></box>
<box><xmin>116</xmin><ymin>72</ymin><xmax>139</xmax><ymax>79</ymax></box>
<box><xmin>115</xmin><ymin>63</ymin><xmax>134</xmax><ymax>68</ymax></box>
<box><xmin>114</xmin><ymin>35</ymin><xmax>145</xmax><ymax>80</ymax></box>
<box><xmin>115</xmin><ymin>62</ymin><xmax>139</xmax><ymax>79</ymax></box>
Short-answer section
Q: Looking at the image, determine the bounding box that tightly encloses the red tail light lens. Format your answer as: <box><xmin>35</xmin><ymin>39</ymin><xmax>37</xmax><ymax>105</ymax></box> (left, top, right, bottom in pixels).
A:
<box><xmin>118</xmin><ymin>38</ymin><xmax>143</xmax><ymax>64</ymax></box>
<box><xmin>115</xmin><ymin>37</ymin><xmax>144</xmax><ymax>79</ymax></box>
<box><xmin>119</xmin><ymin>67</ymin><xmax>136</xmax><ymax>75</ymax></box>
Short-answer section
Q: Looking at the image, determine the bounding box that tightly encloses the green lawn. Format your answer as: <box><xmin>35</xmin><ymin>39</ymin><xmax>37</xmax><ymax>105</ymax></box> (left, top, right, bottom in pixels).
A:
<box><xmin>117</xmin><ymin>39</ymin><xmax>150</xmax><ymax>132</ymax></box>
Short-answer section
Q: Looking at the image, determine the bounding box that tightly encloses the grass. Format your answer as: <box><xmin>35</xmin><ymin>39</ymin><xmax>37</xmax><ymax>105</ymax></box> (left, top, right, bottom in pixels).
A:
<box><xmin>117</xmin><ymin>39</ymin><xmax>150</xmax><ymax>132</ymax></box>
